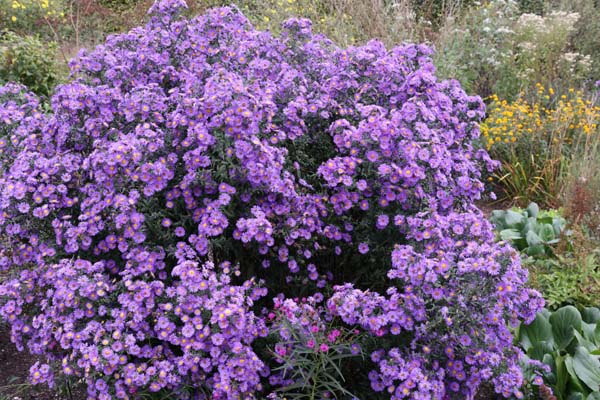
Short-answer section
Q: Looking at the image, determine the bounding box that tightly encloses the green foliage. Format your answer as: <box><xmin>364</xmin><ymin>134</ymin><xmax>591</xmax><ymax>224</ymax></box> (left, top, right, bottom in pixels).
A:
<box><xmin>527</xmin><ymin>251</ymin><xmax>600</xmax><ymax>309</ymax></box>
<box><xmin>0</xmin><ymin>0</ymin><xmax>65</xmax><ymax>39</ymax></box>
<box><xmin>409</xmin><ymin>0</ymin><xmax>478</xmax><ymax>27</ymax></box>
<box><xmin>434</xmin><ymin>0</ymin><xmax>521</xmax><ymax>99</ymax></box>
<box><xmin>519</xmin><ymin>305</ymin><xmax>600</xmax><ymax>400</ymax></box>
<box><xmin>97</xmin><ymin>0</ymin><xmax>143</xmax><ymax>10</ymax></box>
<box><xmin>434</xmin><ymin>0</ymin><xmax>591</xmax><ymax>99</ymax></box>
<box><xmin>490</xmin><ymin>202</ymin><xmax>570</xmax><ymax>258</ymax></box>
<box><xmin>518</xmin><ymin>0</ymin><xmax>545</xmax><ymax>14</ymax></box>
<box><xmin>267</xmin><ymin>316</ymin><xmax>363</xmax><ymax>399</ymax></box>
<box><xmin>0</xmin><ymin>31</ymin><xmax>58</xmax><ymax>96</ymax></box>
<box><xmin>557</xmin><ymin>0</ymin><xmax>600</xmax><ymax>84</ymax></box>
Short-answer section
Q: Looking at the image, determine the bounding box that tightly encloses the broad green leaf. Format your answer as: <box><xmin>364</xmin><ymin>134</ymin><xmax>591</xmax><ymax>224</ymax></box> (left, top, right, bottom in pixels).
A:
<box><xmin>490</xmin><ymin>210</ymin><xmax>507</xmax><ymax>228</ymax></box>
<box><xmin>567</xmin><ymin>393</ymin><xmax>585</xmax><ymax>400</ymax></box>
<box><xmin>553</xmin><ymin>218</ymin><xmax>566</xmax><ymax>235</ymax></box>
<box><xmin>566</xmin><ymin>355</ymin><xmax>588</xmax><ymax>394</ymax></box>
<box><xmin>544</xmin><ymin>353</ymin><xmax>556</xmax><ymax>372</ymax></box>
<box><xmin>550</xmin><ymin>306</ymin><xmax>582</xmax><ymax>350</ymax></box>
<box><xmin>539</xmin><ymin>223</ymin><xmax>556</xmax><ymax>242</ymax></box>
<box><xmin>505</xmin><ymin>209</ymin><xmax>525</xmax><ymax>227</ymax></box>
<box><xmin>588</xmin><ymin>393</ymin><xmax>600</xmax><ymax>400</ymax></box>
<box><xmin>527</xmin><ymin>244</ymin><xmax>546</xmax><ymax>257</ymax></box>
<box><xmin>500</xmin><ymin>228</ymin><xmax>522</xmax><ymax>241</ymax></box>
<box><xmin>538</xmin><ymin>216</ymin><xmax>554</xmax><ymax>224</ymax></box>
<box><xmin>520</xmin><ymin>313</ymin><xmax>554</xmax><ymax>351</ymax></box>
<box><xmin>529</xmin><ymin>340</ymin><xmax>554</xmax><ymax>361</ymax></box>
<box><xmin>527</xmin><ymin>202</ymin><xmax>540</xmax><ymax>218</ymax></box>
<box><xmin>573</xmin><ymin>347</ymin><xmax>600</xmax><ymax>391</ymax></box>
<box><xmin>556</xmin><ymin>353</ymin><xmax>568</xmax><ymax>395</ymax></box>
<box><xmin>582</xmin><ymin>307</ymin><xmax>600</xmax><ymax>324</ymax></box>
<box><xmin>526</xmin><ymin>229</ymin><xmax>543</xmax><ymax>247</ymax></box>
<box><xmin>575</xmin><ymin>330</ymin><xmax>596</xmax><ymax>352</ymax></box>
<box><xmin>582</xmin><ymin>322</ymin><xmax>598</xmax><ymax>343</ymax></box>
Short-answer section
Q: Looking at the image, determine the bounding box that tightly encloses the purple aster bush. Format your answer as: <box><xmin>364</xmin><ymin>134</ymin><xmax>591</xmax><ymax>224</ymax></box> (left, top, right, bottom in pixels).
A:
<box><xmin>0</xmin><ymin>0</ymin><xmax>542</xmax><ymax>398</ymax></box>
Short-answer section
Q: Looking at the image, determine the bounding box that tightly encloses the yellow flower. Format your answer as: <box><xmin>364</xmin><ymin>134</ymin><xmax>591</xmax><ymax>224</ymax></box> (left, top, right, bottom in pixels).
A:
<box><xmin>11</xmin><ymin>15</ymin><xmax>17</xmax><ymax>21</ymax></box>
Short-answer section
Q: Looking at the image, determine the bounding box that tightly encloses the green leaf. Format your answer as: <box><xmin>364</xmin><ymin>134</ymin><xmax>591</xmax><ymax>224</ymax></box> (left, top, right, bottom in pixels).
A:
<box><xmin>556</xmin><ymin>353</ymin><xmax>568</xmax><ymax>395</ymax></box>
<box><xmin>550</xmin><ymin>306</ymin><xmax>582</xmax><ymax>350</ymax></box>
<box><xmin>520</xmin><ymin>313</ymin><xmax>554</xmax><ymax>351</ymax></box>
<box><xmin>505</xmin><ymin>209</ymin><xmax>525</xmax><ymax>227</ymax></box>
<box><xmin>566</xmin><ymin>355</ymin><xmax>588</xmax><ymax>393</ymax></box>
<box><xmin>567</xmin><ymin>393</ymin><xmax>585</xmax><ymax>400</ymax></box>
<box><xmin>526</xmin><ymin>229</ymin><xmax>543</xmax><ymax>247</ymax></box>
<box><xmin>573</xmin><ymin>347</ymin><xmax>600</xmax><ymax>391</ymax></box>
<box><xmin>582</xmin><ymin>307</ymin><xmax>600</xmax><ymax>324</ymax></box>
<box><xmin>527</xmin><ymin>202</ymin><xmax>540</xmax><ymax>218</ymax></box>
<box><xmin>491</xmin><ymin>210</ymin><xmax>507</xmax><ymax>228</ymax></box>
<box><xmin>575</xmin><ymin>330</ymin><xmax>596</xmax><ymax>352</ymax></box>
<box><xmin>527</xmin><ymin>244</ymin><xmax>546</xmax><ymax>257</ymax></box>
<box><xmin>582</xmin><ymin>322</ymin><xmax>598</xmax><ymax>343</ymax></box>
<box><xmin>500</xmin><ymin>228</ymin><xmax>522</xmax><ymax>241</ymax></box>
<box><xmin>529</xmin><ymin>340</ymin><xmax>555</xmax><ymax>361</ymax></box>
<box><xmin>539</xmin><ymin>223</ymin><xmax>556</xmax><ymax>242</ymax></box>
<box><xmin>588</xmin><ymin>393</ymin><xmax>600</xmax><ymax>400</ymax></box>
<box><xmin>553</xmin><ymin>218</ymin><xmax>567</xmax><ymax>235</ymax></box>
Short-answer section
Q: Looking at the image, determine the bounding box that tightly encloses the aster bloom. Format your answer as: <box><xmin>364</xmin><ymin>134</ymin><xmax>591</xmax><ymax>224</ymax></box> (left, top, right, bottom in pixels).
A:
<box><xmin>358</xmin><ymin>242</ymin><xmax>369</xmax><ymax>254</ymax></box>
<box><xmin>0</xmin><ymin>1</ymin><xmax>541</xmax><ymax>398</ymax></box>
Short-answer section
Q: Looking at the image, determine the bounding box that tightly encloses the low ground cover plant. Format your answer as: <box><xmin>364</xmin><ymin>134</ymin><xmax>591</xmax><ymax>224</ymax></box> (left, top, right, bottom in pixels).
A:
<box><xmin>0</xmin><ymin>1</ymin><xmax>543</xmax><ymax>399</ymax></box>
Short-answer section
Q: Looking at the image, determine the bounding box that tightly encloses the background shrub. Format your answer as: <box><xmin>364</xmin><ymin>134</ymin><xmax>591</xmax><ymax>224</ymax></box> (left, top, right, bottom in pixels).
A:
<box><xmin>0</xmin><ymin>31</ymin><xmax>58</xmax><ymax>96</ymax></box>
<box><xmin>434</xmin><ymin>0</ymin><xmax>592</xmax><ymax>100</ymax></box>
<box><xmin>0</xmin><ymin>0</ymin><xmax>65</xmax><ymax>41</ymax></box>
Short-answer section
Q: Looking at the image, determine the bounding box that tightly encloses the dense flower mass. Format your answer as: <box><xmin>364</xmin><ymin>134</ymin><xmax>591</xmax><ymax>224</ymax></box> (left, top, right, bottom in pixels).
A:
<box><xmin>0</xmin><ymin>0</ymin><xmax>542</xmax><ymax>398</ymax></box>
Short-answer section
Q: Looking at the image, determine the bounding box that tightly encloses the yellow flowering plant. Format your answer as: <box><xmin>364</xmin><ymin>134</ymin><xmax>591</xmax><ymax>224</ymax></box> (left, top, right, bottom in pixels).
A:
<box><xmin>481</xmin><ymin>84</ymin><xmax>600</xmax><ymax>206</ymax></box>
<box><xmin>1</xmin><ymin>0</ymin><xmax>65</xmax><ymax>37</ymax></box>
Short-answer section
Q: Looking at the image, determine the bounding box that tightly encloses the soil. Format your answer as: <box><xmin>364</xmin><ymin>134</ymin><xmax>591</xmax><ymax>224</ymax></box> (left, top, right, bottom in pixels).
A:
<box><xmin>0</xmin><ymin>323</ymin><xmax>67</xmax><ymax>400</ymax></box>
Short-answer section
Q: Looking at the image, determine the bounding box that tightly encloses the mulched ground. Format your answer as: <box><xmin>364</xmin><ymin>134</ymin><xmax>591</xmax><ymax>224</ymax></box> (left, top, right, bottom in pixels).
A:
<box><xmin>0</xmin><ymin>324</ymin><xmax>68</xmax><ymax>400</ymax></box>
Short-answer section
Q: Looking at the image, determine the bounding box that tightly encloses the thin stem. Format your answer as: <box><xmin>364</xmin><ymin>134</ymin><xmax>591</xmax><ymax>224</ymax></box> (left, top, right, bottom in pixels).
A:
<box><xmin>35</xmin><ymin>0</ymin><xmax>69</xmax><ymax>65</ymax></box>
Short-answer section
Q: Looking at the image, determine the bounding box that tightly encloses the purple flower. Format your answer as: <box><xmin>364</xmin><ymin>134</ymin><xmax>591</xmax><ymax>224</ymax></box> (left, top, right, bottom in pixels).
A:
<box><xmin>358</xmin><ymin>242</ymin><xmax>369</xmax><ymax>254</ymax></box>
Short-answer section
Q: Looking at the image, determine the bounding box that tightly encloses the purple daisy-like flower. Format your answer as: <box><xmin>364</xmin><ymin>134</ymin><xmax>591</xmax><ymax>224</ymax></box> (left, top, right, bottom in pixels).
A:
<box><xmin>358</xmin><ymin>242</ymin><xmax>369</xmax><ymax>254</ymax></box>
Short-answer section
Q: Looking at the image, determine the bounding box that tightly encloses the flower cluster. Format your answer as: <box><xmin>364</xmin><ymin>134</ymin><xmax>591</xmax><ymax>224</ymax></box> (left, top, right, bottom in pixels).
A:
<box><xmin>481</xmin><ymin>85</ymin><xmax>600</xmax><ymax>150</ymax></box>
<box><xmin>0</xmin><ymin>1</ymin><xmax>542</xmax><ymax>398</ymax></box>
<box><xmin>2</xmin><ymin>0</ymin><xmax>64</xmax><ymax>25</ymax></box>
<box><xmin>0</xmin><ymin>257</ymin><xmax>267</xmax><ymax>399</ymax></box>
<box><xmin>329</xmin><ymin>212</ymin><xmax>543</xmax><ymax>398</ymax></box>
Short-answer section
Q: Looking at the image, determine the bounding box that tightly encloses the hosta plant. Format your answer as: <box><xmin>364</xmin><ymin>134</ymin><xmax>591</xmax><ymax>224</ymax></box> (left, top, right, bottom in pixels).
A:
<box><xmin>519</xmin><ymin>306</ymin><xmax>600</xmax><ymax>400</ymax></box>
<box><xmin>0</xmin><ymin>1</ymin><xmax>542</xmax><ymax>399</ymax></box>
<box><xmin>491</xmin><ymin>202</ymin><xmax>570</xmax><ymax>258</ymax></box>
